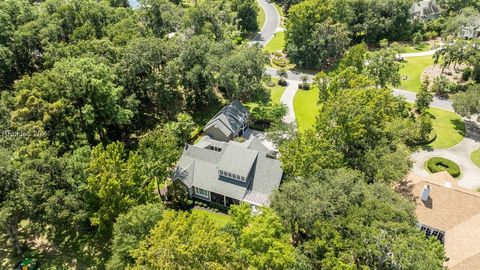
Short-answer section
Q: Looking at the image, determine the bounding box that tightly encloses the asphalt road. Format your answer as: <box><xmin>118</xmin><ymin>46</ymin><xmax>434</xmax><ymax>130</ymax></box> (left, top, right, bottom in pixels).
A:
<box><xmin>252</xmin><ymin>0</ymin><xmax>281</xmax><ymax>46</ymax></box>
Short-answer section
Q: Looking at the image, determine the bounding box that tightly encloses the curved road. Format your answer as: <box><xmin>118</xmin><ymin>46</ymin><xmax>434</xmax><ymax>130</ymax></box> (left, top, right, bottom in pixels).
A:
<box><xmin>255</xmin><ymin>0</ymin><xmax>453</xmax><ymax>113</ymax></box>
<box><xmin>252</xmin><ymin>0</ymin><xmax>281</xmax><ymax>46</ymax></box>
<box><xmin>257</xmin><ymin>0</ymin><xmax>480</xmax><ymax>188</ymax></box>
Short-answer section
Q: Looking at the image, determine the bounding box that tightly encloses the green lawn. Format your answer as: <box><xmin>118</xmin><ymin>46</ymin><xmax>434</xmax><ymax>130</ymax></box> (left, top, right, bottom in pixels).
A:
<box><xmin>471</xmin><ymin>148</ymin><xmax>480</xmax><ymax>168</ymax></box>
<box><xmin>192</xmin><ymin>208</ymin><xmax>231</xmax><ymax>227</ymax></box>
<box><xmin>268</xmin><ymin>79</ymin><xmax>286</xmax><ymax>103</ymax></box>
<box><xmin>402</xmin><ymin>42</ymin><xmax>432</xmax><ymax>53</ymax></box>
<box><xmin>293</xmin><ymin>86</ymin><xmax>319</xmax><ymax>132</ymax></box>
<box><xmin>257</xmin><ymin>0</ymin><xmax>266</xmax><ymax>30</ymax></box>
<box><xmin>264</xmin><ymin>31</ymin><xmax>285</xmax><ymax>53</ymax></box>
<box><xmin>273</xmin><ymin>3</ymin><xmax>285</xmax><ymax>27</ymax></box>
<box><xmin>428</xmin><ymin>107</ymin><xmax>465</xmax><ymax>149</ymax></box>
<box><xmin>398</xmin><ymin>55</ymin><xmax>435</xmax><ymax>93</ymax></box>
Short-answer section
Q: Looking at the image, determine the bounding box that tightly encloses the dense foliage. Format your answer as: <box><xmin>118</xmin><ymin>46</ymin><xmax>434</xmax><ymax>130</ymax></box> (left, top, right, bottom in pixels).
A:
<box><xmin>285</xmin><ymin>0</ymin><xmax>414</xmax><ymax>69</ymax></box>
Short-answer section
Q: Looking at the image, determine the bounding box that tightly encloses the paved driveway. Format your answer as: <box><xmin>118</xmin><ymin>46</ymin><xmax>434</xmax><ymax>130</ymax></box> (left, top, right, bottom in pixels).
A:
<box><xmin>411</xmin><ymin>119</ymin><xmax>480</xmax><ymax>189</ymax></box>
<box><xmin>280</xmin><ymin>80</ymin><xmax>299</xmax><ymax>124</ymax></box>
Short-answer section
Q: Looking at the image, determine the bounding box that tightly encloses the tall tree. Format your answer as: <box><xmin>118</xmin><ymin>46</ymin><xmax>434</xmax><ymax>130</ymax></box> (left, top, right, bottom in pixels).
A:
<box><xmin>131</xmin><ymin>210</ymin><xmax>236</xmax><ymax>269</ymax></box>
<box><xmin>271</xmin><ymin>169</ymin><xmax>445</xmax><ymax>269</ymax></box>
<box><xmin>231</xmin><ymin>0</ymin><xmax>259</xmax><ymax>33</ymax></box>
<box><xmin>415</xmin><ymin>78</ymin><xmax>433</xmax><ymax>113</ymax></box>
<box><xmin>107</xmin><ymin>203</ymin><xmax>165</xmax><ymax>270</ymax></box>
<box><xmin>11</xmin><ymin>57</ymin><xmax>136</xmax><ymax>152</ymax></box>
<box><xmin>87</xmin><ymin>142</ymin><xmax>151</xmax><ymax>231</ymax></box>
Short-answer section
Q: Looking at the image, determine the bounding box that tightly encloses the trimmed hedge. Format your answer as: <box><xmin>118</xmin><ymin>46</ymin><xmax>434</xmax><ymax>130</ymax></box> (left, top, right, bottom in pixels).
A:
<box><xmin>425</xmin><ymin>157</ymin><xmax>461</xmax><ymax>178</ymax></box>
<box><xmin>272</xmin><ymin>58</ymin><xmax>288</xmax><ymax>67</ymax></box>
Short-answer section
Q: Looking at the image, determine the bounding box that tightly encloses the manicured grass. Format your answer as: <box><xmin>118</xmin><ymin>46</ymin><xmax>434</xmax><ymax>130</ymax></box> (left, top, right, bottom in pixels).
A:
<box><xmin>403</xmin><ymin>42</ymin><xmax>432</xmax><ymax>53</ymax></box>
<box><xmin>293</xmin><ymin>86</ymin><xmax>319</xmax><ymax>132</ymax></box>
<box><xmin>192</xmin><ymin>208</ymin><xmax>231</xmax><ymax>227</ymax></box>
<box><xmin>428</xmin><ymin>107</ymin><xmax>465</xmax><ymax>149</ymax></box>
<box><xmin>398</xmin><ymin>55</ymin><xmax>435</xmax><ymax>93</ymax></box>
<box><xmin>268</xmin><ymin>79</ymin><xmax>286</xmax><ymax>104</ymax></box>
<box><xmin>264</xmin><ymin>31</ymin><xmax>285</xmax><ymax>53</ymax></box>
<box><xmin>273</xmin><ymin>3</ymin><xmax>285</xmax><ymax>27</ymax></box>
<box><xmin>257</xmin><ymin>0</ymin><xmax>266</xmax><ymax>30</ymax></box>
<box><xmin>471</xmin><ymin>148</ymin><xmax>480</xmax><ymax>168</ymax></box>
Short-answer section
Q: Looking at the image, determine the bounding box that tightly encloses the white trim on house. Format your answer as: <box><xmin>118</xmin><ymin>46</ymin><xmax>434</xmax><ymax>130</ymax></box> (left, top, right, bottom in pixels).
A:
<box><xmin>194</xmin><ymin>186</ymin><xmax>210</xmax><ymax>200</ymax></box>
<box><xmin>418</xmin><ymin>223</ymin><xmax>445</xmax><ymax>243</ymax></box>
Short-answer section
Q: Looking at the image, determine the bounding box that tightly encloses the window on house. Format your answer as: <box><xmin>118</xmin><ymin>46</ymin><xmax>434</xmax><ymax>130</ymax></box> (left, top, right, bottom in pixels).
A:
<box><xmin>420</xmin><ymin>225</ymin><xmax>444</xmax><ymax>244</ymax></box>
<box><xmin>194</xmin><ymin>187</ymin><xmax>209</xmax><ymax>198</ymax></box>
<box><xmin>241</xmin><ymin>176</ymin><xmax>245</xmax><ymax>181</ymax></box>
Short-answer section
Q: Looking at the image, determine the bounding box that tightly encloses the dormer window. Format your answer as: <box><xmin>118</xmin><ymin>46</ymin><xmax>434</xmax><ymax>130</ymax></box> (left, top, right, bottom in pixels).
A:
<box><xmin>218</xmin><ymin>170</ymin><xmax>247</xmax><ymax>182</ymax></box>
<box><xmin>208</xmin><ymin>146</ymin><xmax>222</xmax><ymax>152</ymax></box>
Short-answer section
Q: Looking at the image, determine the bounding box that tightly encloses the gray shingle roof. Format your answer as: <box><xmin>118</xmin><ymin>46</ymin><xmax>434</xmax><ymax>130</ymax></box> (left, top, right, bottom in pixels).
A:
<box><xmin>217</xmin><ymin>146</ymin><xmax>257</xmax><ymax>177</ymax></box>
<box><xmin>204</xmin><ymin>100</ymin><xmax>249</xmax><ymax>137</ymax></box>
<box><xmin>174</xmin><ymin>137</ymin><xmax>283</xmax><ymax>205</ymax></box>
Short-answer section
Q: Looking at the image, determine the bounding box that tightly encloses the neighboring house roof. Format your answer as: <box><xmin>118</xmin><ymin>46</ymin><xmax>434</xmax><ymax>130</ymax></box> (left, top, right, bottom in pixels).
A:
<box><xmin>410</xmin><ymin>0</ymin><xmax>441</xmax><ymax>19</ymax></box>
<box><xmin>204</xmin><ymin>100</ymin><xmax>249</xmax><ymax>138</ymax></box>
<box><xmin>174</xmin><ymin>136</ymin><xmax>283</xmax><ymax>206</ymax></box>
<box><xmin>404</xmin><ymin>172</ymin><xmax>480</xmax><ymax>270</ymax></box>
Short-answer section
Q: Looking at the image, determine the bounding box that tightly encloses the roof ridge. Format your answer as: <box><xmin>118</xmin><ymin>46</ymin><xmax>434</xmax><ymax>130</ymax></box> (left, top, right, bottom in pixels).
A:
<box><xmin>423</xmin><ymin>180</ymin><xmax>480</xmax><ymax>198</ymax></box>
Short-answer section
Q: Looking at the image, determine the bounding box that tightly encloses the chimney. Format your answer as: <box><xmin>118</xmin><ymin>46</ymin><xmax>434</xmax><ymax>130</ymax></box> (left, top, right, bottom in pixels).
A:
<box><xmin>421</xmin><ymin>185</ymin><xmax>431</xmax><ymax>201</ymax></box>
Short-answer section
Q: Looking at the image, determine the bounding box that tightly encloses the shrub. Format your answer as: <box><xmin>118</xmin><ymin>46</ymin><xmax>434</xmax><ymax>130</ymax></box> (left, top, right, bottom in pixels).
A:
<box><xmin>272</xmin><ymin>58</ymin><xmax>288</xmax><ymax>67</ymax></box>
<box><xmin>412</xmin><ymin>32</ymin><xmax>424</xmax><ymax>46</ymax></box>
<box><xmin>425</xmin><ymin>31</ymin><xmax>438</xmax><ymax>40</ymax></box>
<box><xmin>273</xmin><ymin>51</ymin><xmax>283</xmax><ymax>57</ymax></box>
<box><xmin>298</xmin><ymin>83</ymin><xmax>311</xmax><ymax>90</ymax></box>
<box><xmin>278</xmin><ymin>78</ymin><xmax>287</xmax><ymax>86</ymax></box>
<box><xmin>431</xmin><ymin>75</ymin><xmax>457</xmax><ymax>97</ymax></box>
<box><xmin>426</xmin><ymin>157</ymin><xmax>461</xmax><ymax>178</ymax></box>
<box><xmin>462</xmin><ymin>67</ymin><xmax>472</xmax><ymax>81</ymax></box>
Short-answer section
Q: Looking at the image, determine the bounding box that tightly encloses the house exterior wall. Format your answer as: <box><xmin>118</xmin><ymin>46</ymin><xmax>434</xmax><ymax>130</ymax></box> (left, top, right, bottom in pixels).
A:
<box><xmin>204</xmin><ymin>126</ymin><xmax>231</xmax><ymax>142</ymax></box>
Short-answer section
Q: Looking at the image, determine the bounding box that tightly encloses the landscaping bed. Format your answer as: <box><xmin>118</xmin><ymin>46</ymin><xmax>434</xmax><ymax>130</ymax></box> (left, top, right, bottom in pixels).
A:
<box><xmin>425</xmin><ymin>157</ymin><xmax>461</xmax><ymax>178</ymax></box>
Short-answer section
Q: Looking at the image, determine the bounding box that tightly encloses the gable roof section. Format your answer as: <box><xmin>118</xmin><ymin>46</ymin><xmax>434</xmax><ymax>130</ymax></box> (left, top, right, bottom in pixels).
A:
<box><xmin>411</xmin><ymin>0</ymin><xmax>440</xmax><ymax>17</ymax></box>
<box><xmin>174</xmin><ymin>137</ymin><xmax>283</xmax><ymax>205</ymax></box>
<box><xmin>204</xmin><ymin>100</ymin><xmax>249</xmax><ymax>137</ymax></box>
<box><xmin>408</xmin><ymin>172</ymin><xmax>480</xmax><ymax>231</ymax></box>
<box><xmin>405</xmin><ymin>172</ymin><xmax>480</xmax><ymax>269</ymax></box>
<box><xmin>217</xmin><ymin>145</ymin><xmax>258</xmax><ymax>177</ymax></box>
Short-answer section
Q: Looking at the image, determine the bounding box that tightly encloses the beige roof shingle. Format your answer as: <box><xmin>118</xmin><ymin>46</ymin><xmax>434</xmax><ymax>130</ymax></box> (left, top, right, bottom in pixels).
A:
<box><xmin>405</xmin><ymin>172</ymin><xmax>480</xmax><ymax>269</ymax></box>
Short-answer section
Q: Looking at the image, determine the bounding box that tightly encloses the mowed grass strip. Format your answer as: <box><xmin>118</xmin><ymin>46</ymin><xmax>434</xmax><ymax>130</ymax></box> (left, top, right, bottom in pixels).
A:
<box><xmin>398</xmin><ymin>55</ymin><xmax>435</xmax><ymax>93</ymax></box>
<box><xmin>269</xmin><ymin>79</ymin><xmax>286</xmax><ymax>104</ymax></box>
<box><xmin>428</xmin><ymin>107</ymin><xmax>465</xmax><ymax>149</ymax></box>
<box><xmin>293</xmin><ymin>86</ymin><xmax>319</xmax><ymax>132</ymax></box>
<box><xmin>192</xmin><ymin>208</ymin><xmax>231</xmax><ymax>227</ymax></box>
<box><xmin>471</xmin><ymin>148</ymin><xmax>480</xmax><ymax>168</ymax></box>
<box><xmin>264</xmin><ymin>32</ymin><xmax>285</xmax><ymax>53</ymax></box>
<box><xmin>257</xmin><ymin>0</ymin><xmax>266</xmax><ymax>30</ymax></box>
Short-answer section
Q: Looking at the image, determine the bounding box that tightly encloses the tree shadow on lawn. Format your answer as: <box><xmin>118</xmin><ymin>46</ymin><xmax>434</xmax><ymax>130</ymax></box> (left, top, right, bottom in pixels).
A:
<box><xmin>462</xmin><ymin>119</ymin><xmax>480</xmax><ymax>142</ymax></box>
<box><xmin>452</xmin><ymin>118</ymin><xmax>466</xmax><ymax>138</ymax></box>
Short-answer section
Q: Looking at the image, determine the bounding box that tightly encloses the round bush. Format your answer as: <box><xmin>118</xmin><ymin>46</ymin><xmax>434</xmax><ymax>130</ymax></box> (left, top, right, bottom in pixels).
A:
<box><xmin>425</xmin><ymin>157</ymin><xmax>460</xmax><ymax>178</ymax></box>
<box><xmin>272</xmin><ymin>58</ymin><xmax>288</xmax><ymax>67</ymax></box>
<box><xmin>278</xmin><ymin>78</ymin><xmax>288</xmax><ymax>86</ymax></box>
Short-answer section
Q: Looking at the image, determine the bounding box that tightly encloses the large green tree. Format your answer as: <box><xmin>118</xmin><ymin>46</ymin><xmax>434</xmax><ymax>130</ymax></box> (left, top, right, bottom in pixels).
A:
<box><xmin>87</xmin><ymin>142</ymin><xmax>151</xmax><ymax>231</ymax></box>
<box><xmin>131</xmin><ymin>210</ymin><xmax>236</xmax><ymax>269</ymax></box>
<box><xmin>107</xmin><ymin>203</ymin><xmax>165</xmax><ymax>270</ymax></box>
<box><xmin>11</xmin><ymin>57</ymin><xmax>136</xmax><ymax>151</ymax></box>
<box><xmin>271</xmin><ymin>169</ymin><xmax>445</xmax><ymax>269</ymax></box>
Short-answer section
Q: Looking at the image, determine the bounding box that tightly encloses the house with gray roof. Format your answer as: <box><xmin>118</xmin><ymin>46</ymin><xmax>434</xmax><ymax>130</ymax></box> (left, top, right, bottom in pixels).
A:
<box><xmin>461</xmin><ymin>19</ymin><xmax>480</xmax><ymax>39</ymax></box>
<box><xmin>173</xmin><ymin>135</ymin><xmax>283</xmax><ymax>207</ymax></box>
<box><xmin>411</xmin><ymin>0</ymin><xmax>441</xmax><ymax>20</ymax></box>
<box><xmin>204</xmin><ymin>100</ymin><xmax>249</xmax><ymax>141</ymax></box>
